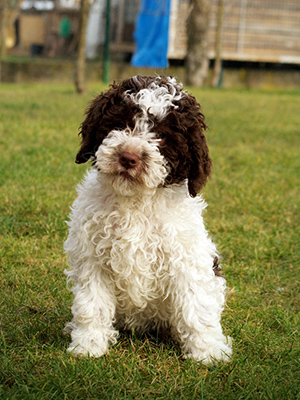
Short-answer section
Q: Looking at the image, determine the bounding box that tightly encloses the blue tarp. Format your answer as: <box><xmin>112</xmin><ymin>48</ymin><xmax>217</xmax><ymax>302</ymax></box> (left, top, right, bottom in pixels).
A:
<box><xmin>131</xmin><ymin>0</ymin><xmax>171</xmax><ymax>68</ymax></box>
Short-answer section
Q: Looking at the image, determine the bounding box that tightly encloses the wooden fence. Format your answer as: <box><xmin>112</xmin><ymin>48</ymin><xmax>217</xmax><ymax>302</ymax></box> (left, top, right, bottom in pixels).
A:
<box><xmin>168</xmin><ymin>0</ymin><xmax>300</xmax><ymax>64</ymax></box>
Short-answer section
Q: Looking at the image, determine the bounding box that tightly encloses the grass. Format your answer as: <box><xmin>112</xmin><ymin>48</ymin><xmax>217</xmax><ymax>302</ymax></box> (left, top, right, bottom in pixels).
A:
<box><xmin>0</xmin><ymin>81</ymin><xmax>299</xmax><ymax>399</ymax></box>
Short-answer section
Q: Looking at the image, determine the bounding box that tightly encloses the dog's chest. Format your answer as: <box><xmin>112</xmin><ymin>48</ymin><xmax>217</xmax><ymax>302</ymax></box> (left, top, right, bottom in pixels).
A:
<box><xmin>87</xmin><ymin>189</ymin><xmax>205</xmax><ymax>309</ymax></box>
<box><xmin>95</xmin><ymin>204</ymin><xmax>175</xmax><ymax>307</ymax></box>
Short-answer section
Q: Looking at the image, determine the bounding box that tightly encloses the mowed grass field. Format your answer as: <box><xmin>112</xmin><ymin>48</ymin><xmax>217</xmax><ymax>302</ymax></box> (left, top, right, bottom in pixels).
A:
<box><xmin>0</xmin><ymin>81</ymin><xmax>299</xmax><ymax>399</ymax></box>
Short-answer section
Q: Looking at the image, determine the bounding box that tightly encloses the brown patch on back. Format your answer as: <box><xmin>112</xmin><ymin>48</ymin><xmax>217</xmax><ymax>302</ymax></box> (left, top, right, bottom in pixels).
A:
<box><xmin>213</xmin><ymin>256</ymin><xmax>223</xmax><ymax>277</ymax></box>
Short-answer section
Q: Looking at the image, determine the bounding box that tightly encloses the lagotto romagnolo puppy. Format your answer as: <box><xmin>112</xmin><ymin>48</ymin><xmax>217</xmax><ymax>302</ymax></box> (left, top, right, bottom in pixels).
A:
<box><xmin>64</xmin><ymin>75</ymin><xmax>232</xmax><ymax>364</ymax></box>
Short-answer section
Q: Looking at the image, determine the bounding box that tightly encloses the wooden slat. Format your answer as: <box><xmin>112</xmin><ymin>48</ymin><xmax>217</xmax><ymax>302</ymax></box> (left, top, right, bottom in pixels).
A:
<box><xmin>168</xmin><ymin>0</ymin><xmax>300</xmax><ymax>63</ymax></box>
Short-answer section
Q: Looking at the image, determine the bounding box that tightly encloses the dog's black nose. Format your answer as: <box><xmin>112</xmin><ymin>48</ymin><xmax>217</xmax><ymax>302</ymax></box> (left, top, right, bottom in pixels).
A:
<box><xmin>120</xmin><ymin>152</ymin><xmax>140</xmax><ymax>169</ymax></box>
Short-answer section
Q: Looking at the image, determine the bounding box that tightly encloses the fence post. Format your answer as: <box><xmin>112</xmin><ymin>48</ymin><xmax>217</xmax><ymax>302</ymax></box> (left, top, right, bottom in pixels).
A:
<box><xmin>103</xmin><ymin>0</ymin><xmax>111</xmax><ymax>84</ymax></box>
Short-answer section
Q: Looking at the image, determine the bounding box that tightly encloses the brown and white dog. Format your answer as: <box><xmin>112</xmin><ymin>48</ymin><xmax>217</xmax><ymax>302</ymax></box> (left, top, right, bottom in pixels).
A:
<box><xmin>64</xmin><ymin>75</ymin><xmax>232</xmax><ymax>364</ymax></box>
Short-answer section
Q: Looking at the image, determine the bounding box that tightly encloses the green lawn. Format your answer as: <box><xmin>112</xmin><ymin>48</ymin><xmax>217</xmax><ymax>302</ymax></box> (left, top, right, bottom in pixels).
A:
<box><xmin>0</xmin><ymin>82</ymin><xmax>299</xmax><ymax>399</ymax></box>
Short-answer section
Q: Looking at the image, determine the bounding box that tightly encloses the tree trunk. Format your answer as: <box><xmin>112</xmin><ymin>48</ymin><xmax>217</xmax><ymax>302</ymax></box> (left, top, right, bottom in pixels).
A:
<box><xmin>186</xmin><ymin>0</ymin><xmax>211</xmax><ymax>87</ymax></box>
<box><xmin>0</xmin><ymin>0</ymin><xmax>24</xmax><ymax>59</ymax></box>
<box><xmin>0</xmin><ymin>0</ymin><xmax>8</xmax><ymax>59</ymax></box>
<box><xmin>212</xmin><ymin>0</ymin><xmax>224</xmax><ymax>87</ymax></box>
<box><xmin>74</xmin><ymin>0</ymin><xmax>90</xmax><ymax>94</ymax></box>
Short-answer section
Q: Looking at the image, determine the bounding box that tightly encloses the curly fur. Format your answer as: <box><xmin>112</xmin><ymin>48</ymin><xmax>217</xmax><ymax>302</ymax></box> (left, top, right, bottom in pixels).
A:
<box><xmin>64</xmin><ymin>75</ymin><xmax>232</xmax><ymax>364</ymax></box>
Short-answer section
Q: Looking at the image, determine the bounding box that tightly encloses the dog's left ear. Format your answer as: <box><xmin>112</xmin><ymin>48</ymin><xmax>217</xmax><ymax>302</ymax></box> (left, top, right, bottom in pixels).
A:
<box><xmin>185</xmin><ymin>95</ymin><xmax>212</xmax><ymax>197</ymax></box>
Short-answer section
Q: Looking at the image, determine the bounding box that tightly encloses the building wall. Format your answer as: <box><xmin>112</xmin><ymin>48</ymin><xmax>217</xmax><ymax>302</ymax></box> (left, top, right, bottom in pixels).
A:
<box><xmin>20</xmin><ymin>15</ymin><xmax>46</xmax><ymax>47</ymax></box>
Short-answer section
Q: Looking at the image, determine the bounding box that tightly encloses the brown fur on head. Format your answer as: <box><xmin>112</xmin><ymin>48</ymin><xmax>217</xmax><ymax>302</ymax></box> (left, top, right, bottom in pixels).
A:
<box><xmin>75</xmin><ymin>75</ymin><xmax>212</xmax><ymax>197</ymax></box>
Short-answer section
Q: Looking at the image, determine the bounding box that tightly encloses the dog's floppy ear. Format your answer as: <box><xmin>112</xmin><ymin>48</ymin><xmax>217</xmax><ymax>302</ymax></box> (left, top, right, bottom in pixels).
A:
<box><xmin>75</xmin><ymin>85</ymin><xmax>121</xmax><ymax>164</ymax></box>
<box><xmin>185</xmin><ymin>94</ymin><xmax>212</xmax><ymax>197</ymax></box>
<box><xmin>76</xmin><ymin>93</ymin><xmax>109</xmax><ymax>164</ymax></box>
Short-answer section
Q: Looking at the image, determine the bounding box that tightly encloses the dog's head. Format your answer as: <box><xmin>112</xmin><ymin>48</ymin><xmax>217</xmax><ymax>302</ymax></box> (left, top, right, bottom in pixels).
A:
<box><xmin>76</xmin><ymin>75</ymin><xmax>212</xmax><ymax>197</ymax></box>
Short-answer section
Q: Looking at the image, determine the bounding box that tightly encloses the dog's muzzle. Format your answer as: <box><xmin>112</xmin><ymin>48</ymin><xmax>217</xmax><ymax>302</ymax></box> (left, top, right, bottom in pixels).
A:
<box><xmin>119</xmin><ymin>152</ymin><xmax>140</xmax><ymax>170</ymax></box>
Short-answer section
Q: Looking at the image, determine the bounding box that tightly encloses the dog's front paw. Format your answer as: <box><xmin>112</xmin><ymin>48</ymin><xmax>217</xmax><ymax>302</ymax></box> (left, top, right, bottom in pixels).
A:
<box><xmin>66</xmin><ymin>326</ymin><xmax>118</xmax><ymax>358</ymax></box>
<box><xmin>184</xmin><ymin>336</ymin><xmax>232</xmax><ymax>365</ymax></box>
<box><xmin>68</xmin><ymin>341</ymin><xmax>107</xmax><ymax>358</ymax></box>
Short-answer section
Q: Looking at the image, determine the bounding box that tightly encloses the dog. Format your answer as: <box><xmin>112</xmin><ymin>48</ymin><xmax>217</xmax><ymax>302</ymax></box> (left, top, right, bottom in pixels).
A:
<box><xmin>64</xmin><ymin>75</ymin><xmax>232</xmax><ymax>364</ymax></box>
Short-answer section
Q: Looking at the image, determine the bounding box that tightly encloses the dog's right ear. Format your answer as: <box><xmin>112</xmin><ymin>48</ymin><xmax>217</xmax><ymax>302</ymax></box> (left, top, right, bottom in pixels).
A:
<box><xmin>75</xmin><ymin>78</ymin><xmax>143</xmax><ymax>164</ymax></box>
<box><xmin>75</xmin><ymin>94</ymin><xmax>107</xmax><ymax>164</ymax></box>
<box><xmin>75</xmin><ymin>87</ymin><xmax>119</xmax><ymax>164</ymax></box>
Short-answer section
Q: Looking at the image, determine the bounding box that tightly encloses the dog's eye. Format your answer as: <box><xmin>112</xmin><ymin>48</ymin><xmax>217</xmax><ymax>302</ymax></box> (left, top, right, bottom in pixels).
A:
<box><xmin>156</xmin><ymin>133</ymin><xmax>166</xmax><ymax>140</ymax></box>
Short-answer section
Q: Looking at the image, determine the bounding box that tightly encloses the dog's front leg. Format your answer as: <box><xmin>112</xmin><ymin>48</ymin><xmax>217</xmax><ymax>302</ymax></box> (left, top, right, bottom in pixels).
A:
<box><xmin>169</xmin><ymin>273</ymin><xmax>232</xmax><ymax>365</ymax></box>
<box><xmin>66</xmin><ymin>271</ymin><xmax>118</xmax><ymax>357</ymax></box>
